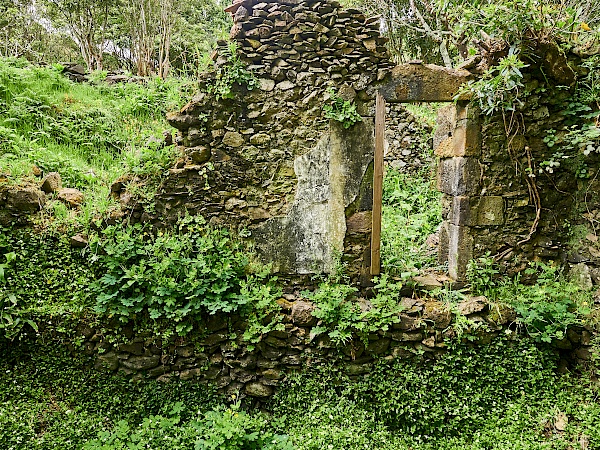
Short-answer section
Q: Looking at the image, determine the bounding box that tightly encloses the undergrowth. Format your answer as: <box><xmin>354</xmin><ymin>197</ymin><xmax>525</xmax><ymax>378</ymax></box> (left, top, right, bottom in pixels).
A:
<box><xmin>0</xmin><ymin>345</ymin><xmax>221</xmax><ymax>449</ymax></box>
<box><xmin>0</xmin><ymin>215</ymin><xmax>284</xmax><ymax>343</ymax></box>
<box><xmin>381</xmin><ymin>167</ymin><xmax>442</xmax><ymax>276</ymax></box>
<box><xmin>90</xmin><ymin>215</ymin><xmax>283</xmax><ymax>341</ymax></box>
<box><xmin>468</xmin><ymin>256</ymin><xmax>594</xmax><ymax>343</ymax></box>
<box><xmin>2</xmin><ymin>328</ymin><xmax>599</xmax><ymax>449</ymax></box>
<box><xmin>270</xmin><ymin>338</ymin><xmax>600</xmax><ymax>449</ymax></box>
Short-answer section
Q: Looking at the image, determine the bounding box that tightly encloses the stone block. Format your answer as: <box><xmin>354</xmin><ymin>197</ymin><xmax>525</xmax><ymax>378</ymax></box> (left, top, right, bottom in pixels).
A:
<box><xmin>438</xmin><ymin>221</ymin><xmax>449</xmax><ymax>266</ymax></box>
<box><xmin>222</xmin><ymin>131</ymin><xmax>244</xmax><ymax>148</ymax></box>
<box><xmin>472</xmin><ymin>196</ymin><xmax>505</xmax><ymax>226</ymax></box>
<box><xmin>449</xmin><ymin>196</ymin><xmax>470</xmax><ymax>226</ymax></box>
<box><xmin>41</xmin><ymin>172</ymin><xmax>62</xmax><ymax>193</ymax></box>
<box><xmin>436</xmin><ymin>157</ymin><xmax>480</xmax><ymax>196</ymax></box>
<box><xmin>378</xmin><ymin>63</ymin><xmax>472</xmax><ymax>103</ymax></box>
<box><xmin>448</xmin><ymin>196</ymin><xmax>505</xmax><ymax>226</ymax></box>
<box><xmin>434</xmin><ymin>137</ymin><xmax>453</xmax><ymax>157</ymax></box>
<box><xmin>346</xmin><ymin>211</ymin><xmax>372</xmax><ymax>234</ymax></box>
<box><xmin>245</xmin><ymin>381</ymin><xmax>273</xmax><ymax>397</ymax></box>
<box><xmin>291</xmin><ymin>300</ymin><xmax>316</xmax><ymax>326</ymax></box>
<box><xmin>435</xmin><ymin>103</ymin><xmax>480</xmax><ymax>158</ymax></box>
<box><xmin>447</xmin><ymin>223</ymin><xmax>473</xmax><ymax>281</ymax></box>
<box><xmin>449</xmin><ymin>120</ymin><xmax>481</xmax><ymax>157</ymax></box>
<box><xmin>433</xmin><ymin>104</ymin><xmax>456</xmax><ymax>150</ymax></box>
<box><xmin>57</xmin><ymin>188</ymin><xmax>84</xmax><ymax>208</ymax></box>
<box><xmin>121</xmin><ymin>355</ymin><xmax>160</xmax><ymax>371</ymax></box>
<box><xmin>185</xmin><ymin>146</ymin><xmax>211</xmax><ymax>164</ymax></box>
<box><xmin>6</xmin><ymin>186</ymin><xmax>46</xmax><ymax>212</ymax></box>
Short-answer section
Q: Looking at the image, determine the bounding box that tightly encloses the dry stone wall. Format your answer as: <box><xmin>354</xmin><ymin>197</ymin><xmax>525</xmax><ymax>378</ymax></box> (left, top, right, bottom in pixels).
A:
<box><xmin>62</xmin><ymin>294</ymin><xmax>594</xmax><ymax>401</ymax></box>
<box><xmin>385</xmin><ymin>106</ymin><xmax>433</xmax><ymax>173</ymax></box>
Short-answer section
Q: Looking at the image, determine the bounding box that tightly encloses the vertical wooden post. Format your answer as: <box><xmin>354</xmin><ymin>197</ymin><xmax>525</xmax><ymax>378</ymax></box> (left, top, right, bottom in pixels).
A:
<box><xmin>371</xmin><ymin>92</ymin><xmax>385</xmax><ymax>276</ymax></box>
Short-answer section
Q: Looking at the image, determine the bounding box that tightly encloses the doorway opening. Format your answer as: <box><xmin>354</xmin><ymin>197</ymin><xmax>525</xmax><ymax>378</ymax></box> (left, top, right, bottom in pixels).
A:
<box><xmin>371</xmin><ymin>95</ymin><xmax>445</xmax><ymax>278</ymax></box>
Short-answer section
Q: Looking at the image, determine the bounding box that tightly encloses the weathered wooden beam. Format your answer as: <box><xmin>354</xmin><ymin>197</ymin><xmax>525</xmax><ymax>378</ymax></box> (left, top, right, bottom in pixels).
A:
<box><xmin>371</xmin><ymin>92</ymin><xmax>385</xmax><ymax>276</ymax></box>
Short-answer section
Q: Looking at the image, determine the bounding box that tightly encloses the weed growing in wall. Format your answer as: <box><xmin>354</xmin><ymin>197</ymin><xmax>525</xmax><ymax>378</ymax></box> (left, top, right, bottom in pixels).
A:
<box><xmin>208</xmin><ymin>42</ymin><xmax>258</xmax><ymax>100</ymax></box>
<box><xmin>323</xmin><ymin>87</ymin><xmax>363</xmax><ymax>129</ymax></box>
<box><xmin>458</xmin><ymin>49</ymin><xmax>528</xmax><ymax>115</ymax></box>
<box><xmin>303</xmin><ymin>273</ymin><xmax>404</xmax><ymax>346</ymax></box>
<box><xmin>468</xmin><ymin>257</ymin><xmax>593</xmax><ymax>343</ymax></box>
<box><xmin>547</xmin><ymin>56</ymin><xmax>600</xmax><ymax>160</ymax></box>
<box><xmin>90</xmin><ymin>215</ymin><xmax>282</xmax><ymax>338</ymax></box>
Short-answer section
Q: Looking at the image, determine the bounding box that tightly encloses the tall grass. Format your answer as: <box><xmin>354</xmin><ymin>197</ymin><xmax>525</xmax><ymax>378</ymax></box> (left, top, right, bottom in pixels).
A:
<box><xmin>0</xmin><ymin>57</ymin><xmax>192</xmax><ymax>228</ymax></box>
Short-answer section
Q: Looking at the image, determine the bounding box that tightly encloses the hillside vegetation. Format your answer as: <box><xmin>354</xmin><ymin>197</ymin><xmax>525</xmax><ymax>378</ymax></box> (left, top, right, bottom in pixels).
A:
<box><xmin>0</xmin><ymin>56</ymin><xmax>598</xmax><ymax>450</ymax></box>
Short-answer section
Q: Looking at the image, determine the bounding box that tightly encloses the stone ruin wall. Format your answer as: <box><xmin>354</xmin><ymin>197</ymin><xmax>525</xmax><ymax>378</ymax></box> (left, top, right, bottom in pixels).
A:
<box><xmin>4</xmin><ymin>0</ymin><xmax>600</xmax><ymax>287</ymax></box>
<box><xmin>115</xmin><ymin>0</ymin><xmax>397</xmax><ymax>282</ymax></box>
<box><xmin>434</xmin><ymin>46</ymin><xmax>600</xmax><ymax>282</ymax></box>
<box><xmin>3</xmin><ymin>0</ymin><xmax>600</xmax><ymax>404</ymax></box>
<box><xmin>45</xmin><ymin>295</ymin><xmax>594</xmax><ymax>400</ymax></box>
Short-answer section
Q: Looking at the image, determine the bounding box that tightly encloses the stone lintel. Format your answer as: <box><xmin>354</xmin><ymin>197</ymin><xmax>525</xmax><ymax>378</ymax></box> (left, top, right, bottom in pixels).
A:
<box><xmin>436</xmin><ymin>157</ymin><xmax>480</xmax><ymax>196</ymax></box>
<box><xmin>378</xmin><ymin>63</ymin><xmax>472</xmax><ymax>103</ymax></box>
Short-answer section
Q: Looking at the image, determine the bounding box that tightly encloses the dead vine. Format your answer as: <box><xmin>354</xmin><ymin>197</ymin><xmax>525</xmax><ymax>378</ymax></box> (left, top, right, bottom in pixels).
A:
<box><xmin>499</xmin><ymin>109</ymin><xmax>542</xmax><ymax>252</ymax></box>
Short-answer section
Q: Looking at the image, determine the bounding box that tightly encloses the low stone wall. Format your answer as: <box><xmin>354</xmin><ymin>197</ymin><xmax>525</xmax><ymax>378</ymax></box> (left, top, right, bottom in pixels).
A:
<box><xmin>385</xmin><ymin>105</ymin><xmax>433</xmax><ymax>173</ymax></box>
<box><xmin>66</xmin><ymin>295</ymin><xmax>595</xmax><ymax>400</ymax></box>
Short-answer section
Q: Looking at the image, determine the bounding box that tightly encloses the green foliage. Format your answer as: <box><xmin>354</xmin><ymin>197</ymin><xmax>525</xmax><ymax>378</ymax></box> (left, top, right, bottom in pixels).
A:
<box><xmin>302</xmin><ymin>277</ymin><xmax>359</xmax><ymax>345</ymax></box>
<box><xmin>466</xmin><ymin>253</ymin><xmax>499</xmax><ymax>297</ymax></box>
<box><xmin>84</xmin><ymin>399</ymin><xmax>293</xmax><ymax>450</ymax></box>
<box><xmin>498</xmin><ymin>262</ymin><xmax>592</xmax><ymax>343</ymax></box>
<box><xmin>0</xmin><ymin>57</ymin><xmax>191</xmax><ymax>229</ymax></box>
<box><xmin>272</xmin><ymin>337</ymin><xmax>590</xmax><ymax>447</ymax></box>
<box><xmin>0</xmin><ymin>344</ymin><xmax>220</xmax><ymax>449</ymax></box>
<box><xmin>2</xmin><ymin>335</ymin><xmax>600</xmax><ymax>450</ymax></box>
<box><xmin>447</xmin><ymin>0</ymin><xmax>575</xmax><ymax>47</ymax></box>
<box><xmin>208</xmin><ymin>43</ymin><xmax>258</xmax><ymax>100</ymax></box>
<box><xmin>303</xmin><ymin>273</ymin><xmax>403</xmax><ymax>346</ymax></box>
<box><xmin>0</xmin><ymin>226</ymin><xmax>95</xmax><ymax>339</ymax></box>
<box><xmin>381</xmin><ymin>168</ymin><xmax>442</xmax><ymax>275</ymax></box>
<box><xmin>91</xmin><ymin>216</ymin><xmax>282</xmax><ymax>337</ymax></box>
<box><xmin>460</xmin><ymin>49</ymin><xmax>528</xmax><ymax>115</ymax></box>
<box><xmin>548</xmin><ymin>57</ymin><xmax>600</xmax><ymax>159</ymax></box>
<box><xmin>468</xmin><ymin>257</ymin><xmax>592</xmax><ymax>343</ymax></box>
<box><xmin>170</xmin><ymin>0</ymin><xmax>232</xmax><ymax>77</ymax></box>
<box><xmin>323</xmin><ymin>88</ymin><xmax>363</xmax><ymax>128</ymax></box>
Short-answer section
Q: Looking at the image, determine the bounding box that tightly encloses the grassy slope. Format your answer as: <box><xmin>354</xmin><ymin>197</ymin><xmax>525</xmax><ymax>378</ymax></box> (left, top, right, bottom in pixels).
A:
<box><xmin>0</xmin><ymin>57</ymin><xmax>190</xmax><ymax>231</ymax></box>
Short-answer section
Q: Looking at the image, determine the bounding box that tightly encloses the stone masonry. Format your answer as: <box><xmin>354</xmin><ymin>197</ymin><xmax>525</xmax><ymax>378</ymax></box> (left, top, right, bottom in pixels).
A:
<box><xmin>64</xmin><ymin>293</ymin><xmax>594</xmax><ymax>400</ymax></box>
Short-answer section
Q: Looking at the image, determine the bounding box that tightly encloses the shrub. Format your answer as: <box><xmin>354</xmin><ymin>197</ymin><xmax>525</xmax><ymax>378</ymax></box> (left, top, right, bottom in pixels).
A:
<box><xmin>91</xmin><ymin>216</ymin><xmax>281</xmax><ymax>337</ymax></box>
